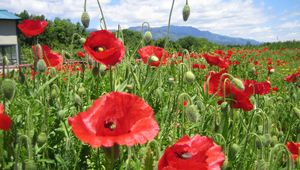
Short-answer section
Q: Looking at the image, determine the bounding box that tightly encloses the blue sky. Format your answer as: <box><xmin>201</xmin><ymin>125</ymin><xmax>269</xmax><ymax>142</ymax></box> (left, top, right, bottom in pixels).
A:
<box><xmin>1</xmin><ymin>0</ymin><xmax>300</xmax><ymax>42</ymax></box>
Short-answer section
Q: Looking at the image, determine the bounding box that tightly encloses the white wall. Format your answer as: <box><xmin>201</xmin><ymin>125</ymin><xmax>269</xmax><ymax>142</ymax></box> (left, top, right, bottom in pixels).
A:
<box><xmin>0</xmin><ymin>20</ymin><xmax>18</xmax><ymax>45</ymax></box>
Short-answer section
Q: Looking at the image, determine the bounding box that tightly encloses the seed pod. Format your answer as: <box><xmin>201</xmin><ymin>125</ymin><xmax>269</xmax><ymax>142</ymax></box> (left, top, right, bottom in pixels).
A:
<box><xmin>144</xmin><ymin>31</ymin><xmax>152</xmax><ymax>42</ymax></box>
<box><xmin>79</xmin><ymin>37</ymin><xmax>86</xmax><ymax>44</ymax></box>
<box><xmin>3</xmin><ymin>56</ymin><xmax>9</xmax><ymax>65</ymax></box>
<box><xmin>293</xmin><ymin>107</ymin><xmax>300</xmax><ymax>119</ymax></box>
<box><xmin>1</xmin><ymin>79</ymin><xmax>16</xmax><ymax>100</ymax></box>
<box><xmin>37</xmin><ymin>59</ymin><xmax>47</xmax><ymax>73</ymax></box>
<box><xmin>184</xmin><ymin>71</ymin><xmax>195</xmax><ymax>83</ymax></box>
<box><xmin>78</xmin><ymin>86</ymin><xmax>86</xmax><ymax>96</ymax></box>
<box><xmin>81</xmin><ymin>11</ymin><xmax>90</xmax><ymax>28</ymax></box>
<box><xmin>232</xmin><ymin>77</ymin><xmax>245</xmax><ymax>90</ymax></box>
<box><xmin>37</xmin><ymin>132</ymin><xmax>47</xmax><ymax>145</ymax></box>
<box><xmin>185</xmin><ymin>104</ymin><xmax>199</xmax><ymax>122</ymax></box>
<box><xmin>182</xmin><ymin>3</ymin><xmax>190</xmax><ymax>22</ymax></box>
<box><xmin>49</xmin><ymin>67</ymin><xmax>56</xmax><ymax>77</ymax></box>
<box><xmin>230</xmin><ymin>143</ymin><xmax>241</xmax><ymax>157</ymax></box>
<box><xmin>24</xmin><ymin>159</ymin><xmax>37</xmax><ymax>170</ymax></box>
<box><xmin>74</xmin><ymin>94</ymin><xmax>82</xmax><ymax>106</ymax></box>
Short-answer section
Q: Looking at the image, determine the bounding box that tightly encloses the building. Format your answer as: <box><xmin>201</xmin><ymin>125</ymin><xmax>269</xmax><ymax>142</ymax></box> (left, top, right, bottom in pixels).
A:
<box><xmin>0</xmin><ymin>9</ymin><xmax>21</xmax><ymax>66</ymax></box>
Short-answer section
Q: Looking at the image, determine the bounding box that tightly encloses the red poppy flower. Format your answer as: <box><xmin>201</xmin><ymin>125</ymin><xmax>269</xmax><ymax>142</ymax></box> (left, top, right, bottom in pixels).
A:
<box><xmin>17</xmin><ymin>19</ymin><xmax>48</xmax><ymax>37</ymax></box>
<box><xmin>158</xmin><ymin>135</ymin><xmax>225</xmax><ymax>170</ymax></box>
<box><xmin>32</xmin><ymin>45</ymin><xmax>63</xmax><ymax>68</ymax></box>
<box><xmin>204</xmin><ymin>70</ymin><xmax>254</xmax><ymax>111</ymax></box>
<box><xmin>138</xmin><ymin>46</ymin><xmax>169</xmax><ymax>67</ymax></box>
<box><xmin>68</xmin><ymin>92</ymin><xmax>159</xmax><ymax>148</ymax></box>
<box><xmin>0</xmin><ymin>104</ymin><xmax>12</xmax><ymax>131</ymax></box>
<box><xmin>203</xmin><ymin>54</ymin><xmax>229</xmax><ymax>69</ymax></box>
<box><xmin>76</xmin><ymin>51</ymin><xmax>86</xmax><ymax>58</ymax></box>
<box><xmin>192</xmin><ymin>64</ymin><xmax>206</xmax><ymax>69</ymax></box>
<box><xmin>83</xmin><ymin>30</ymin><xmax>125</xmax><ymax>66</ymax></box>
<box><xmin>244</xmin><ymin>80</ymin><xmax>271</xmax><ymax>95</ymax></box>
<box><xmin>284</xmin><ymin>70</ymin><xmax>300</xmax><ymax>83</ymax></box>
<box><xmin>286</xmin><ymin>142</ymin><xmax>300</xmax><ymax>161</ymax></box>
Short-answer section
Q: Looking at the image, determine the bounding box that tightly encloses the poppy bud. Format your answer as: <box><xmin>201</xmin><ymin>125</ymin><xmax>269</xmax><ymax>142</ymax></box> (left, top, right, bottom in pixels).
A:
<box><xmin>185</xmin><ymin>104</ymin><xmax>199</xmax><ymax>122</ymax></box>
<box><xmin>51</xmin><ymin>84</ymin><xmax>60</xmax><ymax>98</ymax></box>
<box><xmin>78</xmin><ymin>86</ymin><xmax>86</xmax><ymax>96</ymax></box>
<box><xmin>24</xmin><ymin>159</ymin><xmax>37</xmax><ymax>170</ymax></box>
<box><xmin>232</xmin><ymin>77</ymin><xmax>245</xmax><ymax>90</ymax></box>
<box><xmin>167</xmin><ymin>77</ymin><xmax>175</xmax><ymax>84</ymax></box>
<box><xmin>184</xmin><ymin>71</ymin><xmax>195</xmax><ymax>83</ymax></box>
<box><xmin>63</xmin><ymin>51</ymin><xmax>71</xmax><ymax>59</ymax></box>
<box><xmin>37</xmin><ymin>132</ymin><xmax>47</xmax><ymax>145</ymax></box>
<box><xmin>57</xmin><ymin>110</ymin><xmax>65</xmax><ymax>120</ymax></box>
<box><xmin>81</xmin><ymin>11</ymin><xmax>90</xmax><ymax>28</ymax></box>
<box><xmin>263</xmin><ymin>134</ymin><xmax>272</xmax><ymax>146</ymax></box>
<box><xmin>256</xmin><ymin>160</ymin><xmax>269</xmax><ymax>170</ymax></box>
<box><xmin>74</xmin><ymin>94</ymin><xmax>82</xmax><ymax>106</ymax></box>
<box><xmin>79</xmin><ymin>37</ymin><xmax>86</xmax><ymax>44</ymax></box>
<box><xmin>182</xmin><ymin>3</ymin><xmax>190</xmax><ymax>22</ymax></box>
<box><xmin>142</xmin><ymin>147</ymin><xmax>154</xmax><ymax>170</ymax></box>
<box><xmin>126</xmin><ymin>84</ymin><xmax>134</xmax><ymax>91</ymax></box>
<box><xmin>195</xmin><ymin>101</ymin><xmax>205</xmax><ymax>112</ymax></box>
<box><xmin>49</xmin><ymin>67</ymin><xmax>56</xmax><ymax>77</ymax></box>
<box><xmin>230</xmin><ymin>143</ymin><xmax>240</xmax><ymax>157</ymax></box>
<box><xmin>220</xmin><ymin>101</ymin><xmax>228</xmax><ymax>110</ymax></box>
<box><xmin>293</xmin><ymin>107</ymin><xmax>300</xmax><ymax>119</ymax></box>
<box><xmin>149</xmin><ymin>55</ymin><xmax>159</xmax><ymax>63</ymax></box>
<box><xmin>255</xmin><ymin>136</ymin><xmax>263</xmax><ymax>149</ymax></box>
<box><xmin>37</xmin><ymin>59</ymin><xmax>47</xmax><ymax>73</ymax></box>
<box><xmin>271</xmin><ymin>136</ymin><xmax>278</xmax><ymax>146</ymax></box>
<box><xmin>3</xmin><ymin>56</ymin><xmax>9</xmax><ymax>65</ymax></box>
<box><xmin>1</xmin><ymin>79</ymin><xmax>16</xmax><ymax>100</ymax></box>
<box><xmin>144</xmin><ymin>31</ymin><xmax>152</xmax><ymax>42</ymax></box>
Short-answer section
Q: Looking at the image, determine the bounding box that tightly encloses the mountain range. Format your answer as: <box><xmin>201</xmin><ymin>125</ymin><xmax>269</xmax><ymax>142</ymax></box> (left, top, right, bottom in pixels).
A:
<box><xmin>128</xmin><ymin>25</ymin><xmax>260</xmax><ymax>46</ymax></box>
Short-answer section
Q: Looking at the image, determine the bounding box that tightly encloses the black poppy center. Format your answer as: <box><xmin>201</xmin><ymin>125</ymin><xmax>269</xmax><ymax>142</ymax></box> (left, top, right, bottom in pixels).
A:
<box><xmin>176</xmin><ymin>152</ymin><xmax>192</xmax><ymax>159</ymax></box>
<box><xmin>94</xmin><ymin>47</ymin><xmax>106</xmax><ymax>53</ymax></box>
<box><xmin>104</xmin><ymin>120</ymin><xmax>116</xmax><ymax>131</ymax></box>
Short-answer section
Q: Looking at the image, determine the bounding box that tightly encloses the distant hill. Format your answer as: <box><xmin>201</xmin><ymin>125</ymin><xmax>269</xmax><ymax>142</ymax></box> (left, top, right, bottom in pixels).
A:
<box><xmin>128</xmin><ymin>25</ymin><xmax>260</xmax><ymax>46</ymax></box>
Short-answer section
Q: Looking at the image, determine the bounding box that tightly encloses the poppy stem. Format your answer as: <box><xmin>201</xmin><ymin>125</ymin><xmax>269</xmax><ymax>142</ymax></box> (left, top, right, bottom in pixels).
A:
<box><xmin>109</xmin><ymin>67</ymin><xmax>114</xmax><ymax>91</ymax></box>
<box><xmin>96</xmin><ymin>0</ymin><xmax>107</xmax><ymax>30</ymax></box>
<box><xmin>164</xmin><ymin>0</ymin><xmax>175</xmax><ymax>49</ymax></box>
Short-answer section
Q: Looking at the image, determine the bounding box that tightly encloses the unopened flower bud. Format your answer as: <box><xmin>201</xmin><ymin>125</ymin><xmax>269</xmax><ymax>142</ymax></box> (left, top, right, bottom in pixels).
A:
<box><xmin>37</xmin><ymin>132</ymin><xmax>47</xmax><ymax>145</ymax></box>
<box><xmin>184</xmin><ymin>71</ymin><xmax>195</xmax><ymax>83</ymax></box>
<box><xmin>293</xmin><ymin>107</ymin><xmax>300</xmax><ymax>119</ymax></box>
<box><xmin>81</xmin><ymin>11</ymin><xmax>90</xmax><ymax>28</ymax></box>
<box><xmin>37</xmin><ymin>59</ymin><xmax>47</xmax><ymax>72</ymax></box>
<box><xmin>232</xmin><ymin>77</ymin><xmax>245</xmax><ymax>90</ymax></box>
<box><xmin>74</xmin><ymin>94</ymin><xmax>82</xmax><ymax>106</ymax></box>
<box><xmin>144</xmin><ymin>31</ymin><xmax>152</xmax><ymax>42</ymax></box>
<box><xmin>3</xmin><ymin>56</ymin><xmax>9</xmax><ymax>65</ymax></box>
<box><xmin>78</xmin><ymin>86</ymin><xmax>86</xmax><ymax>96</ymax></box>
<box><xmin>1</xmin><ymin>79</ymin><xmax>16</xmax><ymax>100</ymax></box>
<box><xmin>79</xmin><ymin>37</ymin><xmax>86</xmax><ymax>44</ymax></box>
<box><xmin>185</xmin><ymin>104</ymin><xmax>199</xmax><ymax>122</ymax></box>
<box><xmin>182</xmin><ymin>3</ymin><xmax>190</xmax><ymax>22</ymax></box>
<box><xmin>49</xmin><ymin>67</ymin><xmax>56</xmax><ymax>77</ymax></box>
<box><xmin>24</xmin><ymin>159</ymin><xmax>37</xmax><ymax>170</ymax></box>
<box><xmin>230</xmin><ymin>143</ymin><xmax>241</xmax><ymax>157</ymax></box>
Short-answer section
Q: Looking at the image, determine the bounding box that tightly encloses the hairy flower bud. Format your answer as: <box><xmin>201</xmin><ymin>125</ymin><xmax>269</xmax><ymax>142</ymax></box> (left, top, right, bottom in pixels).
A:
<box><xmin>182</xmin><ymin>3</ymin><xmax>190</xmax><ymax>22</ymax></box>
<box><xmin>144</xmin><ymin>31</ymin><xmax>152</xmax><ymax>42</ymax></box>
<box><xmin>293</xmin><ymin>107</ymin><xmax>300</xmax><ymax>119</ymax></box>
<box><xmin>1</xmin><ymin>79</ymin><xmax>16</xmax><ymax>100</ymax></box>
<box><xmin>185</xmin><ymin>104</ymin><xmax>199</xmax><ymax>122</ymax></box>
<box><xmin>184</xmin><ymin>71</ymin><xmax>195</xmax><ymax>83</ymax></box>
<box><xmin>24</xmin><ymin>159</ymin><xmax>37</xmax><ymax>170</ymax></box>
<box><xmin>81</xmin><ymin>11</ymin><xmax>90</xmax><ymax>28</ymax></box>
<box><xmin>232</xmin><ymin>78</ymin><xmax>245</xmax><ymax>90</ymax></box>
<box><xmin>79</xmin><ymin>37</ymin><xmax>86</xmax><ymax>44</ymax></box>
<box><xmin>37</xmin><ymin>59</ymin><xmax>47</xmax><ymax>72</ymax></box>
<box><xmin>74</xmin><ymin>94</ymin><xmax>82</xmax><ymax>106</ymax></box>
<box><xmin>3</xmin><ymin>56</ymin><xmax>9</xmax><ymax>66</ymax></box>
<box><xmin>37</xmin><ymin>132</ymin><xmax>47</xmax><ymax>145</ymax></box>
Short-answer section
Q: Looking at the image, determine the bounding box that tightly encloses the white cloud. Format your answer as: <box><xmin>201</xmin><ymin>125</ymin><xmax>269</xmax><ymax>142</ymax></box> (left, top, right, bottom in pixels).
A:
<box><xmin>1</xmin><ymin>0</ymin><xmax>299</xmax><ymax>42</ymax></box>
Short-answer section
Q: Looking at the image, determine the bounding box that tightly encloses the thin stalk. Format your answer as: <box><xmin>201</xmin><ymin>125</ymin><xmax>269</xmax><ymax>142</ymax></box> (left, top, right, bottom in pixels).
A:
<box><xmin>96</xmin><ymin>0</ymin><xmax>107</xmax><ymax>30</ymax></box>
<box><xmin>164</xmin><ymin>0</ymin><xmax>175</xmax><ymax>49</ymax></box>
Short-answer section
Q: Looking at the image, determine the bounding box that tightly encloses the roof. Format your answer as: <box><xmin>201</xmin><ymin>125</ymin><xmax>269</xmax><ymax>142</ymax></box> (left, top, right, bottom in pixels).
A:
<box><xmin>0</xmin><ymin>10</ymin><xmax>20</xmax><ymax>20</ymax></box>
